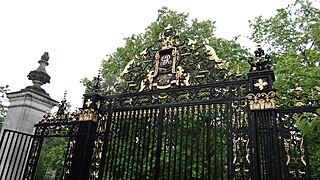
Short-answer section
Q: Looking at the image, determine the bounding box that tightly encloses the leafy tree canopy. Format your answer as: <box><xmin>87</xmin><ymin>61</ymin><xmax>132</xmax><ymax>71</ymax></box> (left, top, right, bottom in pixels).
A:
<box><xmin>249</xmin><ymin>0</ymin><xmax>320</xmax><ymax>105</ymax></box>
<box><xmin>0</xmin><ymin>85</ymin><xmax>9</xmax><ymax>129</ymax></box>
<box><xmin>82</xmin><ymin>7</ymin><xmax>251</xmax><ymax>93</ymax></box>
<box><xmin>250</xmin><ymin>1</ymin><xmax>320</xmax><ymax>178</ymax></box>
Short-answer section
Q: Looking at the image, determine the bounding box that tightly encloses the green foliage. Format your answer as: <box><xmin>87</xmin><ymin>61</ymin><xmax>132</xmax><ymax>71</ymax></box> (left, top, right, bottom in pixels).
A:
<box><xmin>35</xmin><ymin>137</ymin><xmax>69</xmax><ymax>179</ymax></box>
<box><xmin>104</xmin><ymin>106</ymin><xmax>229</xmax><ymax>179</ymax></box>
<box><xmin>82</xmin><ymin>7</ymin><xmax>250</xmax><ymax>93</ymax></box>
<box><xmin>249</xmin><ymin>0</ymin><xmax>320</xmax><ymax>105</ymax></box>
<box><xmin>297</xmin><ymin>109</ymin><xmax>320</xmax><ymax>179</ymax></box>
<box><xmin>250</xmin><ymin>0</ymin><xmax>320</xmax><ymax>177</ymax></box>
<box><xmin>0</xmin><ymin>85</ymin><xmax>9</xmax><ymax>129</ymax></box>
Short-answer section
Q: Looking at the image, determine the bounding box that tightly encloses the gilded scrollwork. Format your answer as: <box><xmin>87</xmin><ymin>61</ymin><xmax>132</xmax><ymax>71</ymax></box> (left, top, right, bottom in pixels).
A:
<box><xmin>62</xmin><ymin>138</ymin><xmax>77</xmax><ymax>179</ymax></box>
<box><xmin>110</xmin><ymin>25</ymin><xmax>243</xmax><ymax>94</ymax></box>
<box><xmin>79</xmin><ymin>108</ymin><xmax>100</xmax><ymax>121</ymax></box>
<box><xmin>247</xmin><ymin>91</ymin><xmax>277</xmax><ymax>110</ymax></box>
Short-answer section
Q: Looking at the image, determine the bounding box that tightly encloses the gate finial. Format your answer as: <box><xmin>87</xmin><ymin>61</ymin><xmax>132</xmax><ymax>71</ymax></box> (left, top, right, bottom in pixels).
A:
<box><xmin>248</xmin><ymin>39</ymin><xmax>272</xmax><ymax>72</ymax></box>
<box><xmin>94</xmin><ymin>68</ymin><xmax>102</xmax><ymax>93</ymax></box>
<box><xmin>27</xmin><ymin>52</ymin><xmax>51</xmax><ymax>93</ymax></box>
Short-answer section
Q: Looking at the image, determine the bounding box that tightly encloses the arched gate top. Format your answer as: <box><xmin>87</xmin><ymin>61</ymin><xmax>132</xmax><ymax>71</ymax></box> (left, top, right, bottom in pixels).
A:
<box><xmin>110</xmin><ymin>25</ymin><xmax>243</xmax><ymax>94</ymax></box>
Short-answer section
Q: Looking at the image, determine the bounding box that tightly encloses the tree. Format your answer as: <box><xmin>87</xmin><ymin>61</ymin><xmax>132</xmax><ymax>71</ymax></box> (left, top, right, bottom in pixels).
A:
<box><xmin>82</xmin><ymin>7</ymin><xmax>250</xmax><ymax>93</ymax></box>
<box><xmin>250</xmin><ymin>1</ymin><xmax>320</xmax><ymax>178</ymax></box>
<box><xmin>249</xmin><ymin>0</ymin><xmax>320</xmax><ymax>106</ymax></box>
<box><xmin>297</xmin><ymin>109</ymin><xmax>320</xmax><ymax>179</ymax></box>
<box><xmin>0</xmin><ymin>85</ymin><xmax>9</xmax><ymax>129</ymax></box>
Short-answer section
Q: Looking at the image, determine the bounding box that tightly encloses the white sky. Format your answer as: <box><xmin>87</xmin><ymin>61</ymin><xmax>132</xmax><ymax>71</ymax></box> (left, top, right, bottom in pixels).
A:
<box><xmin>0</xmin><ymin>0</ymin><xmax>292</xmax><ymax>109</ymax></box>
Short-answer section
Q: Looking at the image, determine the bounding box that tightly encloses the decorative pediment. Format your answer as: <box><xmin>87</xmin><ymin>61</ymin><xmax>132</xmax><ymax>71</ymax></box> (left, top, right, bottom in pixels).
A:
<box><xmin>111</xmin><ymin>25</ymin><xmax>242</xmax><ymax>93</ymax></box>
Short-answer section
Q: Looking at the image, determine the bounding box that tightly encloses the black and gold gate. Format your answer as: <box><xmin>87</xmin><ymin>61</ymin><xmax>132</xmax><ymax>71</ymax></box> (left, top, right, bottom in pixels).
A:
<box><xmin>21</xmin><ymin>25</ymin><xmax>317</xmax><ymax>180</ymax></box>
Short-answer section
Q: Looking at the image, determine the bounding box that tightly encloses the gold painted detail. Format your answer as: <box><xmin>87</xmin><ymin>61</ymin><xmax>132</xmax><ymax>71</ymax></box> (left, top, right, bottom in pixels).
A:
<box><xmin>254</xmin><ymin>79</ymin><xmax>268</xmax><ymax>90</ymax></box>
<box><xmin>79</xmin><ymin>108</ymin><xmax>99</xmax><ymax>121</ymax></box>
<box><xmin>62</xmin><ymin>139</ymin><xmax>76</xmax><ymax>179</ymax></box>
<box><xmin>110</xmin><ymin>25</ymin><xmax>242</xmax><ymax>94</ymax></box>
<box><xmin>89</xmin><ymin>138</ymin><xmax>104</xmax><ymax>179</ymax></box>
<box><xmin>281</xmin><ymin>112</ymin><xmax>309</xmax><ymax>178</ymax></box>
<box><xmin>204</xmin><ymin>44</ymin><xmax>221</xmax><ymax>62</ymax></box>
<box><xmin>161</xmin><ymin>24</ymin><xmax>176</xmax><ymax>49</ymax></box>
<box><xmin>247</xmin><ymin>91</ymin><xmax>277</xmax><ymax>110</ymax></box>
<box><xmin>284</xmin><ymin>132</ymin><xmax>307</xmax><ymax>177</ymax></box>
<box><xmin>85</xmin><ymin>98</ymin><xmax>93</xmax><ymax>107</ymax></box>
<box><xmin>23</xmin><ymin>135</ymin><xmax>43</xmax><ymax>179</ymax></box>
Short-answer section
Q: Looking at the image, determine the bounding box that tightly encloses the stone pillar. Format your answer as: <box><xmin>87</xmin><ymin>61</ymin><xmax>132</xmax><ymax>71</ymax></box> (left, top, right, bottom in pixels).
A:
<box><xmin>2</xmin><ymin>88</ymin><xmax>58</xmax><ymax>134</ymax></box>
<box><xmin>0</xmin><ymin>52</ymin><xmax>58</xmax><ymax>180</ymax></box>
<box><xmin>1</xmin><ymin>51</ymin><xmax>58</xmax><ymax>134</ymax></box>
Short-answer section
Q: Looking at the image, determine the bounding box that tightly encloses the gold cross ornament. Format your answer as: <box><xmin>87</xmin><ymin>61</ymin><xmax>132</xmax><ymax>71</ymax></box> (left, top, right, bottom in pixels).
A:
<box><xmin>85</xmin><ymin>98</ymin><xmax>93</xmax><ymax>107</ymax></box>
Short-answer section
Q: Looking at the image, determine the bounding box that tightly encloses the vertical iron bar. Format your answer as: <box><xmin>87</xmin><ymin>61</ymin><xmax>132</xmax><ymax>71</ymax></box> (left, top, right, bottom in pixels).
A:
<box><xmin>266</xmin><ymin>110</ymin><xmax>271</xmax><ymax>179</ymax></box>
<box><xmin>207</xmin><ymin>104</ymin><xmax>212</xmax><ymax>180</ymax></box>
<box><xmin>167</xmin><ymin>107</ymin><xmax>174</xmax><ymax>180</ymax></box>
<box><xmin>6</xmin><ymin>132</ymin><xmax>21</xmax><ymax>180</ymax></box>
<box><xmin>139</xmin><ymin>109</ymin><xmax>149</xmax><ymax>180</ymax></box>
<box><xmin>190</xmin><ymin>105</ymin><xmax>195</xmax><ymax>179</ymax></box>
<box><xmin>12</xmin><ymin>134</ymin><xmax>25</xmax><ymax>180</ymax></box>
<box><xmin>149</xmin><ymin>109</ymin><xmax>158</xmax><ymax>179</ymax></box>
<box><xmin>131</xmin><ymin>110</ymin><xmax>141</xmax><ymax>178</ymax></box>
<box><xmin>120</xmin><ymin>110</ymin><xmax>130</xmax><ymax>180</ymax></box>
<box><xmin>272</xmin><ymin>110</ymin><xmax>282</xmax><ymax>180</ymax></box>
<box><xmin>0</xmin><ymin>129</ymin><xmax>9</xmax><ymax>164</ymax></box>
<box><xmin>17</xmin><ymin>135</ymin><xmax>33</xmax><ymax>180</ymax></box>
<box><xmin>178</xmin><ymin>106</ymin><xmax>184</xmax><ymax>180</ymax></box>
<box><xmin>214</xmin><ymin>105</ymin><xmax>217</xmax><ymax>179</ymax></box>
<box><xmin>202</xmin><ymin>105</ymin><xmax>207</xmax><ymax>179</ymax></box>
<box><xmin>260</xmin><ymin>111</ymin><xmax>266</xmax><ymax>180</ymax></box>
<box><xmin>0</xmin><ymin>131</ymin><xmax>15</xmax><ymax>178</ymax></box>
<box><xmin>116</xmin><ymin>111</ymin><xmax>125</xmax><ymax>179</ymax></box>
<box><xmin>98</xmin><ymin>111</ymin><xmax>113</xmax><ymax>180</ymax></box>
<box><xmin>114</xmin><ymin>111</ymin><xmax>125</xmax><ymax>179</ymax></box>
<box><xmin>161</xmin><ymin>108</ymin><xmax>167</xmax><ymax>179</ymax></box>
<box><xmin>219</xmin><ymin>104</ymin><xmax>224</xmax><ymax>179</ymax></box>
<box><xmin>144</xmin><ymin>109</ymin><xmax>152</xmax><ymax>179</ymax></box>
<box><xmin>109</xmin><ymin>112</ymin><xmax>119</xmax><ymax>179</ymax></box>
<box><xmin>227</xmin><ymin>85</ymin><xmax>232</xmax><ymax>180</ymax></box>
<box><xmin>173</xmin><ymin>106</ymin><xmax>179</xmax><ymax>179</ymax></box>
<box><xmin>154</xmin><ymin>106</ymin><xmax>164</xmax><ymax>180</ymax></box>
<box><xmin>195</xmin><ymin>104</ymin><xmax>200</xmax><ymax>179</ymax></box>
<box><xmin>0</xmin><ymin>130</ymin><xmax>11</xmax><ymax>178</ymax></box>
<box><xmin>125</xmin><ymin>110</ymin><xmax>136</xmax><ymax>180</ymax></box>
<box><xmin>105</xmin><ymin>112</ymin><xmax>117</xmax><ymax>179</ymax></box>
<box><xmin>184</xmin><ymin>106</ymin><xmax>189</xmax><ymax>180</ymax></box>
<box><xmin>135</xmin><ymin>109</ymin><xmax>144</xmax><ymax>179</ymax></box>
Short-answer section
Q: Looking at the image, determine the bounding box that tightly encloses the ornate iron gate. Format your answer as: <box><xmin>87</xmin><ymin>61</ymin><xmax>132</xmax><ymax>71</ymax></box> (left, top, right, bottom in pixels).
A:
<box><xmin>12</xmin><ymin>25</ymin><xmax>317</xmax><ymax>179</ymax></box>
<box><xmin>101</xmin><ymin>79</ymin><xmax>249</xmax><ymax>179</ymax></box>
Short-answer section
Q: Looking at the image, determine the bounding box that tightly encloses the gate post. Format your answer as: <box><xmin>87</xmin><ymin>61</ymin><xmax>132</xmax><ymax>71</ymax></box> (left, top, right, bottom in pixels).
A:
<box><xmin>247</xmin><ymin>43</ymin><xmax>281</xmax><ymax>179</ymax></box>
<box><xmin>65</xmin><ymin>93</ymin><xmax>101</xmax><ymax>179</ymax></box>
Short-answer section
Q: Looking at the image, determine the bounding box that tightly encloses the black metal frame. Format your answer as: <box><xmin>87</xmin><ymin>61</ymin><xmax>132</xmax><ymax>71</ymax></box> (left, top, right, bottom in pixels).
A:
<box><xmin>0</xmin><ymin>26</ymin><xmax>316</xmax><ymax>179</ymax></box>
<box><xmin>100</xmin><ymin>80</ymin><xmax>248</xmax><ymax>179</ymax></box>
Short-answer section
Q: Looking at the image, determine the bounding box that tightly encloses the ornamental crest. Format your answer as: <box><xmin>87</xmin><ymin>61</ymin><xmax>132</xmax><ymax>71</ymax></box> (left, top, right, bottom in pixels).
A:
<box><xmin>150</xmin><ymin>25</ymin><xmax>181</xmax><ymax>89</ymax></box>
<box><xmin>110</xmin><ymin>25</ymin><xmax>242</xmax><ymax>94</ymax></box>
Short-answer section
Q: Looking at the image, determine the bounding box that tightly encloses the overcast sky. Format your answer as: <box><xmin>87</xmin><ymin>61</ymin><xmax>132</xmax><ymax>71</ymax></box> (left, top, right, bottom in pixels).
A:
<box><xmin>0</xmin><ymin>0</ymin><xmax>292</xmax><ymax>109</ymax></box>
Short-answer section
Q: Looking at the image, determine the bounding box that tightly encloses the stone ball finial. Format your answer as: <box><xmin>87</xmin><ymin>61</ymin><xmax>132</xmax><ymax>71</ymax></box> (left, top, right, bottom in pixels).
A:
<box><xmin>27</xmin><ymin>52</ymin><xmax>51</xmax><ymax>90</ymax></box>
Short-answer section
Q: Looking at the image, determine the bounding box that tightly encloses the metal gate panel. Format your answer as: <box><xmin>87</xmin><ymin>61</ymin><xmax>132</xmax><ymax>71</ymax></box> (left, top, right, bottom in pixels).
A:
<box><xmin>0</xmin><ymin>129</ymin><xmax>33</xmax><ymax>180</ymax></box>
<box><xmin>102</xmin><ymin>102</ymin><xmax>232</xmax><ymax>180</ymax></box>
